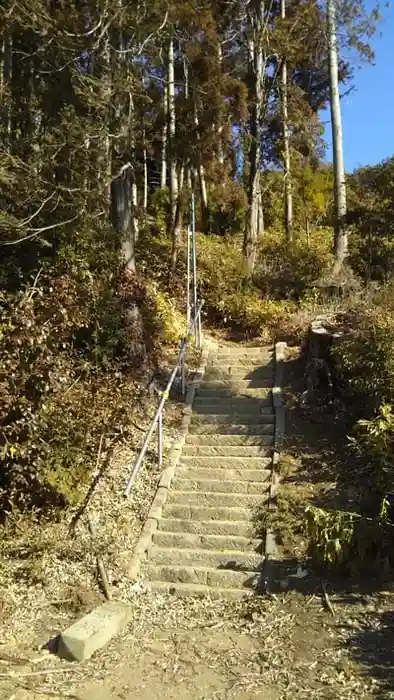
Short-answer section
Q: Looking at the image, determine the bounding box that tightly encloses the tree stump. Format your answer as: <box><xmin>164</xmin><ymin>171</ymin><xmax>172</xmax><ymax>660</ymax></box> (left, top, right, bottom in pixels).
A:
<box><xmin>302</xmin><ymin>313</ymin><xmax>353</xmax><ymax>403</ymax></box>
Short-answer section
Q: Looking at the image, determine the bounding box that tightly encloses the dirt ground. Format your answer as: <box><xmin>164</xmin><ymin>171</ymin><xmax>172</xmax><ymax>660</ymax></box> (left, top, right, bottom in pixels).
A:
<box><xmin>2</xmin><ymin>584</ymin><xmax>394</xmax><ymax>700</ymax></box>
<box><xmin>1</xmin><ymin>344</ymin><xmax>394</xmax><ymax>700</ymax></box>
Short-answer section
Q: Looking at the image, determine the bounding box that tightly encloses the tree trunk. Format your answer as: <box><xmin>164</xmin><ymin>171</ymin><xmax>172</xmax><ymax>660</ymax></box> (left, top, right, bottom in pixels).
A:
<box><xmin>217</xmin><ymin>43</ymin><xmax>224</xmax><ymax>166</ymax></box>
<box><xmin>98</xmin><ymin>17</ymin><xmax>112</xmax><ymax>208</ymax></box>
<box><xmin>194</xmin><ymin>104</ymin><xmax>209</xmax><ymax>231</ymax></box>
<box><xmin>244</xmin><ymin>6</ymin><xmax>265</xmax><ymax>277</ymax></box>
<box><xmin>127</xmin><ymin>88</ymin><xmax>139</xmax><ymax>245</ymax></box>
<box><xmin>168</xmin><ymin>38</ymin><xmax>178</xmax><ymax>225</ymax></box>
<box><xmin>111</xmin><ymin>166</ymin><xmax>135</xmax><ymax>272</ymax></box>
<box><xmin>327</xmin><ymin>0</ymin><xmax>347</xmax><ymax>270</ymax></box>
<box><xmin>0</xmin><ymin>31</ymin><xmax>12</xmax><ymax>150</ymax></box>
<box><xmin>143</xmin><ymin>130</ymin><xmax>148</xmax><ymax>210</ymax></box>
<box><xmin>170</xmin><ymin>163</ymin><xmax>185</xmax><ymax>275</ymax></box>
<box><xmin>161</xmin><ymin>82</ymin><xmax>167</xmax><ymax>188</ymax></box>
<box><xmin>280</xmin><ymin>0</ymin><xmax>293</xmax><ymax>245</ymax></box>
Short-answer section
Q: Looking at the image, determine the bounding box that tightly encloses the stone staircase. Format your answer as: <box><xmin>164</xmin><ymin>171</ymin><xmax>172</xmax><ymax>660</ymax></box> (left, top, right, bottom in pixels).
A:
<box><xmin>139</xmin><ymin>344</ymin><xmax>276</xmax><ymax>598</ymax></box>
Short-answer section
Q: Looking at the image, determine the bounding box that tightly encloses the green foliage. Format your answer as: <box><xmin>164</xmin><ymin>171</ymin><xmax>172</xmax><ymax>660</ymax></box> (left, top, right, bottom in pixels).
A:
<box><xmin>352</xmin><ymin>404</ymin><xmax>394</xmax><ymax>497</ymax></box>
<box><xmin>255</xmin><ymin>227</ymin><xmax>334</xmax><ymax>301</ymax></box>
<box><xmin>146</xmin><ymin>282</ymin><xmax>185</xmax><ymax>344</ymax></box>
<box><xmin>262</xmin><ymin>165</ymin><xmax>333</xmax><ymax>237</ymax></box>
<box><xmin>333</xmin><ymin>293</ymin><xmax>394</xmax><ymax>408</ymax></box>
<box><xmin>348</xmin><ymin>157</ymin><xmax>394</xmax><ymax>282</ymax></box>
<box><xmin>205</xmin><ymin>179</ymin><xmax>248</xmax><ymax>235</ymax></box>
<box><xmin>197</xmin><ymin>234</ymin><xmax>295</xmax><ymax>338</ymax></box>
<box><xmin>149</xmin><ymin>188</ymin><xmax>171</xmax><ymax>234</ymax></box>
<box><xmin>306</xmin><ymin>504</ymin><xmax>394</xmax><ymax>575</ymax></box>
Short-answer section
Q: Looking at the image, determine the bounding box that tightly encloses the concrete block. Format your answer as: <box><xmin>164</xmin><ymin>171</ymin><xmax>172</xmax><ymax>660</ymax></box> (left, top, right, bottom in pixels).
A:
<box><xmin>159</xmin><ymin>466</ymin><xmax>175</xmax><ymax>489</ymax></box>
<box><xmin>58</xmin><ymin>601</ymin><xmax>131</xmax><ymax>662</ymax></box>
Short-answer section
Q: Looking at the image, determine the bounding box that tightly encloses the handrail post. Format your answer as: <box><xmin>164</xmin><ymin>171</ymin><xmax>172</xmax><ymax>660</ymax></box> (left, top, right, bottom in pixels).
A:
<box><xmin>191</xmin><ymin>193</ymin><xmax>198</xmax><ymax>345</ymax></box>
<box><xmin>158</xmin><ymin>410</ymin><xmax>163</xmax><ymax>468</ymax></box>
<box><xmin>186</xmin><ymin>225</ymin><xmax>191</xmax><ymax>329</ymax></box>
<box><xmin>181</xmin><ymin>347</ymin><xmax>186</xmax><ymax>396</ymax></box>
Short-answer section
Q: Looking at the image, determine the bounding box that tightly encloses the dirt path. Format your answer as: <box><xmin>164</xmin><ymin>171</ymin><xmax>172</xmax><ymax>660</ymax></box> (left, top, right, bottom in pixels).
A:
<box><xmin>2</xmin><ymin>343</ymin><xmax>394</xmax><ymax>700</ymax></box>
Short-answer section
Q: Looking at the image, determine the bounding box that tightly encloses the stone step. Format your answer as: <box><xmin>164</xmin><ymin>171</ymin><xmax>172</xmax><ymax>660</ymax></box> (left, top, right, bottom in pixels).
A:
<box><xmin>208</xmin><ymin>356</ymin><xmax>272</xmax><ymax>366</ymax></box>
<box><xmin>157</xmin><ymin>518</ymin><xmax>254</xmax><ymax>537</ymax></box>
<box><xmin>214</xmin><ymin>347</ymin><xmax>272</xmax><ymax>355</ymax></box>
<box><xmin>188</xmin><ymin>422</ymin><xmax>274</xmax><ymax>435</ymax></box>
<box><xmin>186</xmin><ymin>434</ymin><xmax>274</xmax><ymax>445</ymax></box>
<box><xmin>149</xmin><ymin>546</ymin><xmax>263</xmax><ymax>570</ymax></box>
<box><xmin>204</xmin><ymin>368</ymin><xmax>275</xmax><ymax>381</ymax></box>
<box><xmin>141</xmin><ymin>563</ymin><xmax>261</xmax><ymax>589</ymax></box>
<box><xmin>193</xmin><ymin>398</ymin><xmax>272</xmax><ymax>413</ymax></box>
<box><xmin>166</xmin><ymin>489</ymin><xmax>269</xmax><ymax>508</ymax></box>
<box><xmin>182</xmin><ymin>445</ymin><xmax>271</xmax><ymax>456</ymax></box>
<box><xmin>196</xmin><ymin>387</ymin><xmax>271</xmax><ymax>399</ymax></box>
<box><xmin>162</xmin><ymin>504</ymin><xmax>253</xmax><ymax>522</ymax></box>
<box><xmin>179</xmin><ymin>456</ymin><xmax>271</xmax><ymax>469</ymax></box>
<box><xmin>171</xmin><ymin>477</ymin><xmax>269</xmax><ymax>494</ymax></box>
<box><xmin>153</xmin><ymin>531</ymin><xmax>262</xmax><ymax>552</ymax></box>
<box><xmin>197</xmin><ymin>379</ymin><xmax>273</xmax><ymax>391</ymax></box>
<box><xmin>176</xmin><ymin>466</ymin><xmax>271</xmax><ymax>482</ymax></box>
<box><xmin>191</xmin><ymin>413</ymin><xmax>274</xmax><ymax>426</ymax></box>
<box><xmin>145</xmin><ymin>580</ymin><xmax>252</xmax><ymax>600</ymax></box>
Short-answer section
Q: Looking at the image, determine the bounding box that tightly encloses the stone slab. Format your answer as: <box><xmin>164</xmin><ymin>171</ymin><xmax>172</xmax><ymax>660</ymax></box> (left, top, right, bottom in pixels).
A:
<box><xmin>58</xmin><ymin>601</ymin><xmax>131</xmax><ymax>662</ymax></box>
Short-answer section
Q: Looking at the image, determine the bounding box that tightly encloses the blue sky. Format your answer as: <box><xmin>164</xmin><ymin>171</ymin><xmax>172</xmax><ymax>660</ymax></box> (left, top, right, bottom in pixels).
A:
<box><xmin>322</xmin><ymin>1</ymin><xmax>394</xmax><ymax>172</ymax></box>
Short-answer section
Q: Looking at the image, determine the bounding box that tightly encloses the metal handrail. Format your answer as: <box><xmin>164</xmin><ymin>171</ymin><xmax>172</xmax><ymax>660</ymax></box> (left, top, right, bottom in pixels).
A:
<box><xmin>124</xmin><ymin>301</ymin><xmax>203</xmax><ymax>498</ymax></box>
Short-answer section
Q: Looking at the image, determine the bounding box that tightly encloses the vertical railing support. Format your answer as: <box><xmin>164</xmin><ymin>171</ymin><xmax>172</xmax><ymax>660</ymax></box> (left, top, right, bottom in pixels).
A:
<box><xmin>191</xmin><ymin>192</ymin><xmax>198</xmax><ymax>345</ymax></box>
<box><xmin>158</xmin><ymin>410</ymin><xmax>163</xmax><ymax>469</ymax></box>
<box><xmin>186</xmin><ymin>224</ymin><xmax>191</xmax><ymax>329</ymax></box>
<box><xmin>180</xmin><ymin>350</ymin><xmax>186</xmax><ymax>397</ymax></box>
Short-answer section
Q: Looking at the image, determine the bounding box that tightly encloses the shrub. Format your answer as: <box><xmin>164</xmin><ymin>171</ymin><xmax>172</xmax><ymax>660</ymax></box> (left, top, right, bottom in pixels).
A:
<box><xmin>255</xmin><ymin>227</ymin><xmax>334</xmax><ymax>301</ymax></box>
<box><xmin>0</xmin><ymin>265</ymin><xmax>155</xmax><ymax>515</ymax></box>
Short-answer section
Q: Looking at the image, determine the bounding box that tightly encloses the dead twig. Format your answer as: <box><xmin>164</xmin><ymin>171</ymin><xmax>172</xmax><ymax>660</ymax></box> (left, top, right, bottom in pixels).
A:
<box><xmin>0</xmin><ymin>666</ymin><xmax>78</xmax><ymax>678</ymax></box>
<box><xmin>86</xmin><ymin>513</ymin><xmax>112</xmax><ymax>601</ymax></box>
<box><xmin>16</xmin><ymin>683</ymin><xmax>81</xmax><ymax>698</ymax></box>
<box><xmin>321</xmin><ymin>580</ymin><xmax>335</xmax><ymax>616</ymax></box>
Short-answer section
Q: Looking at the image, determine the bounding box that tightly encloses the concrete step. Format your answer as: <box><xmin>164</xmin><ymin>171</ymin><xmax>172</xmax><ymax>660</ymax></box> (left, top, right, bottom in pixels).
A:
<box><xmin>179</xmin><ymin>456</ymin><xmax>271</xmax><ymax>469</ymax></box>
<box><xmin>186</xmin><ymin>434</ymin><xmax>274</xmax><ymax>445</ymax></box>
<box><xmin>149</xmin><ymin>546</ymin><xmax>263</xmax><ymax>570</ymax></box>
<box><xmin>182</xmin><ymin>445</ymin><xmax>271</xmax><ymax>456</ymax></box>
<box><xmin>141</xmin><ymin>563</ymin><xmax>261</xmax><ymax>589</ymax></box>
<box><xmin>162</xmin><ymin>504</ymin><xmax>253</xmax><ymax>522</ymax></box>
<box><xmin>153</xmin><ymin>531</ymin><xmax>262</xmax><ymax>552</ymax></box>
<box><xmin>145</xmin><ymin>580</ymin><xmax>252</xmax><ymax>600</ymax></box>
<box><xmin>171</xmin><ymin>477</ymin><xmax>269</xmax><ymax>494</ymax></box>
<box><xmin>193</xmin><ymin>398</ymin><xmax>272</xmax><ymax>413</ymax></box>
<box><xmin>166</xmin><ymin>489</ymin><xmax>269</xmax><ymax>508</ymax></box>
<box><xmin>176</xmin><ymin>466</ymin><xmax>271</xmax><ymax>482</ymax></box>
<box><xmin>157</xmin><ymin>518</ymin><xmax>255</xmax><ymax>537</ymax></box>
